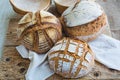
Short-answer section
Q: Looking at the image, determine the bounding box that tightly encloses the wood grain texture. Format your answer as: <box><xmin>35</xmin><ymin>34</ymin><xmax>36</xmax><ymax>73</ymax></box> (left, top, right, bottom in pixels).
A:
<box><xmin>0</xmin><ymin>0</ymin><xmax>120</xmax><ymax>80</ymax></box>
<box><xmin>0</xmin><ymin>47</ymin><xmax>30</xmax><ymax>80</ymax></box>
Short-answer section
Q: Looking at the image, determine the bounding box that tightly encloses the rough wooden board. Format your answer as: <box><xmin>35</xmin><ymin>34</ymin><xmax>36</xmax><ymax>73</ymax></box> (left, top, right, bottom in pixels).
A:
<box><xmin>0</xmin><ymin>47</ymin><xmax>30</xmax><ymax>80</ymax></box>
<box><xmin>4</xmin><ymin>19</ymin><xmax>21</xmax><ymax>46</ymax></box>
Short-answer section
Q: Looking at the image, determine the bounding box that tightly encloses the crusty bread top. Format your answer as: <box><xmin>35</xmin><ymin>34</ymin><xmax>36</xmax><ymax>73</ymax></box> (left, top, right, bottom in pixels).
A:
<box><xmin>18</xmin><ymin>10</ymin><xmax>58</xmax><ymax>25</ymax></box>
<box><xmin>62</xmin><ymin>1</ymin><xmax>103</xmax><ymax>27</ymax></box>
<box><xmin>62</xmin><ymin>13</ymin><xmax>107</xmax><ymax>36</ymax></box>
<box><xmin>48</xmin><ymin>37</ymin><xmax>94</xmax><ymax>78</ymax></box>
<box><xmin>17</xmin><ymin>11</ymin><xmax>62</xmax><ymax>53</ymax></box>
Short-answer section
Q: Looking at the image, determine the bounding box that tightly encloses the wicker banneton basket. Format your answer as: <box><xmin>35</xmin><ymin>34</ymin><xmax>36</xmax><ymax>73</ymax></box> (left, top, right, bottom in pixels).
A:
<box><xmin>9</xmin><ymin>0</ymin><xmax>51</xmax><ymax>15</ymax></box>
<box><xmin>54</xmin><ymin>0</ymin><xmax>79</xmax><ymax>14</ymax></box>
<box><xmin>48</xmin><ymin>37</ymin><xmax>94</xmax><ymax>78</ymax></box>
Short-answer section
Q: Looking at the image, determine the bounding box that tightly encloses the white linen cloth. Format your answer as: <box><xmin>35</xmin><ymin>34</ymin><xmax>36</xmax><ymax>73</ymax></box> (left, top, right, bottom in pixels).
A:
<box><xmin>16</xmin><ymin>45</ymin><xmax>54</xmax><ymax>80</ymax></box>
<box><xmin>16</xmin><ymin>34</ymin><xmax>120</xmax><ymax>80</ymax></box>
<box><xmin>89</xmin><ymin>34</ymin><xmax>120</xmax><ymax>70</ymax></box>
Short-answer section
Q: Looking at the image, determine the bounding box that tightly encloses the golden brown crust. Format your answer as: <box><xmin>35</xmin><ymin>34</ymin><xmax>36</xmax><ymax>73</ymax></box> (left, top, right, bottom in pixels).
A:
<box><xmin>48</xmin><ymin>37</ymin><xmax>94</xmax><ymax>78</ymax></box>
<box><xmin>62</xmin><ymin>13</ymin><xmax>107</xmax><ymax>36</ymax></box>
<box><xmin>67</xmin><ymin>24</ymin><xmax>106</xmax><ymax>42</ymax></box>
<box><xmin>18</xmin><ymin>11</ymin><xmax>62</xmax><ymax>54</ymax></box>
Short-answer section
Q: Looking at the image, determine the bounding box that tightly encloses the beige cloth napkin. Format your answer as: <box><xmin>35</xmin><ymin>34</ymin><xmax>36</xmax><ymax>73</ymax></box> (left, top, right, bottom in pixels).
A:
<box><xmin>16</xmin><ymin>34</ymin><xmax>120</xmax><ymax>80</ymax></box>
<box><xmin>89</xmin><ymin>34</ymin><xmax>120</xmax><ymax>70</ymax></box>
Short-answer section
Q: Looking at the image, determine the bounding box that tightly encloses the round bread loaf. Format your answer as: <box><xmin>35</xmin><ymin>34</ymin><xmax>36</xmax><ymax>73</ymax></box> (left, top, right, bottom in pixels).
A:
<box><xmin>48</xmin><ymin>37</ymin><xmax>94</xmax><ymax>78</ymax></box>
<box><xmin>61</xmin><ymin>1</ymin><xmax>107</xmax><ymax>42</ymax></box>
<box><xmin>17</xmin><ymin>11</ymin><xmax>62</xmax><ymax>54</ymax></box>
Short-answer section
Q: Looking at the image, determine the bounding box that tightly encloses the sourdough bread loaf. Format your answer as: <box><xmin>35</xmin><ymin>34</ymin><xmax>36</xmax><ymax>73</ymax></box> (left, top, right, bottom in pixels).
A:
<box><xmin>48</xmin><ymin>37</ymin><xmax>94</xmax><ymax>78</ymax></box>
<box><xmin>17</xmin><ymin>11</ymin><xmax>62</xmax><ymax>54</ymax></box>
<box><xmin>61</xmin><ymin>1</ymin><xmax>107</xmax><ymax>41</ymax></box>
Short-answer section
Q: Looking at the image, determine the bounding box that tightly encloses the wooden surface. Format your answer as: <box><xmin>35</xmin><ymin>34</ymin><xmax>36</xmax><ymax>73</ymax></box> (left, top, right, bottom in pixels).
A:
<box><xmin>0</xmin><ymin>0</ymin><xmax>120</xmax><ymax>80</ymax></box>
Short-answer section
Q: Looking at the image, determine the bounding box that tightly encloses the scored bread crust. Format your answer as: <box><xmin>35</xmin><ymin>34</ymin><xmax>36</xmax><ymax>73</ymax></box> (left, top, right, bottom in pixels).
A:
<box><xmin>61</xmin><ymin>13</ymin><xmax>107</xmax><ymax>41</ymax></box>
<box><xmin>48</xmin><ymin>37</ymin><xmax>94</xmax><ymax>78</ymax></box>
<box><xmin>17</xmin><ymin>11</ymin><xmax>62</xmax><ymax>54</ymax></box>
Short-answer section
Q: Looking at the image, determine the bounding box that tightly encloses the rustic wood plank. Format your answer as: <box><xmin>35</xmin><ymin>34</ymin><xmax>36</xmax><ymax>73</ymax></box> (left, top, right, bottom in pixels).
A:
<box><xmin>0</xmin><ymin>47</ymin><xmax>30</xmax><ymax>80</ymax></box>
<box><xmin>5</xmin><ymin>19</ymin><xmax>21</xmax><ymax>46</ymax></box>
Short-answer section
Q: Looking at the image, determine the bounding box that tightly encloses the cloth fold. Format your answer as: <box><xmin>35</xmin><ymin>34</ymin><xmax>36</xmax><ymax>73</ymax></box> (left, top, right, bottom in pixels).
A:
<box><xmin>16</xmin><ymin>46</ymin><xmax>54</xmax><ymax>80</ymax></box>
<box><xmin>89</xmin><ymin>34</ymin><xmax>120</xmax><ymax>70</ymax></box>
<box><xmin>16</xmin><ymin>34</ymin><xmax>120</xmax><ymax>80</ymax></box>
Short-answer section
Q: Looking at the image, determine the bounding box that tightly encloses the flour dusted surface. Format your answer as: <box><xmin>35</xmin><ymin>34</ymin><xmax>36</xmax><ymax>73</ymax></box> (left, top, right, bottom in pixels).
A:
<box><xmin>48</xmin><ymin>38</ymin><xmax>94</xmax><ymax>78</ymax></box>
<box><xmin>62</xmin><ymin>1</ymin><xmax>103</xmax><ymax>27</ymax></box>
<box><xmin>13</xmin><ymin>0</ymin><xmax>47</xmax><ymax>12</ymax></box>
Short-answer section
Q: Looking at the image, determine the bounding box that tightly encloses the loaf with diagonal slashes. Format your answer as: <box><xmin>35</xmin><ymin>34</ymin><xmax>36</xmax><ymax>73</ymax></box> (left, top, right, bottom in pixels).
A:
<box><xmin>48</xmin><ymin>37</ymin><xmax>94</xmax><ymax>78</ymax></box>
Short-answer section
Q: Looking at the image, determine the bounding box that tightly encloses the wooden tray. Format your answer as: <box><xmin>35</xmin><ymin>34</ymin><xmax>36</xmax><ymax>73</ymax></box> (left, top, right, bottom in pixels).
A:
<box><xmin>0</xmin><ymin>1</ymin><xmax>120</xmax><ymax>80</ymax></box>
